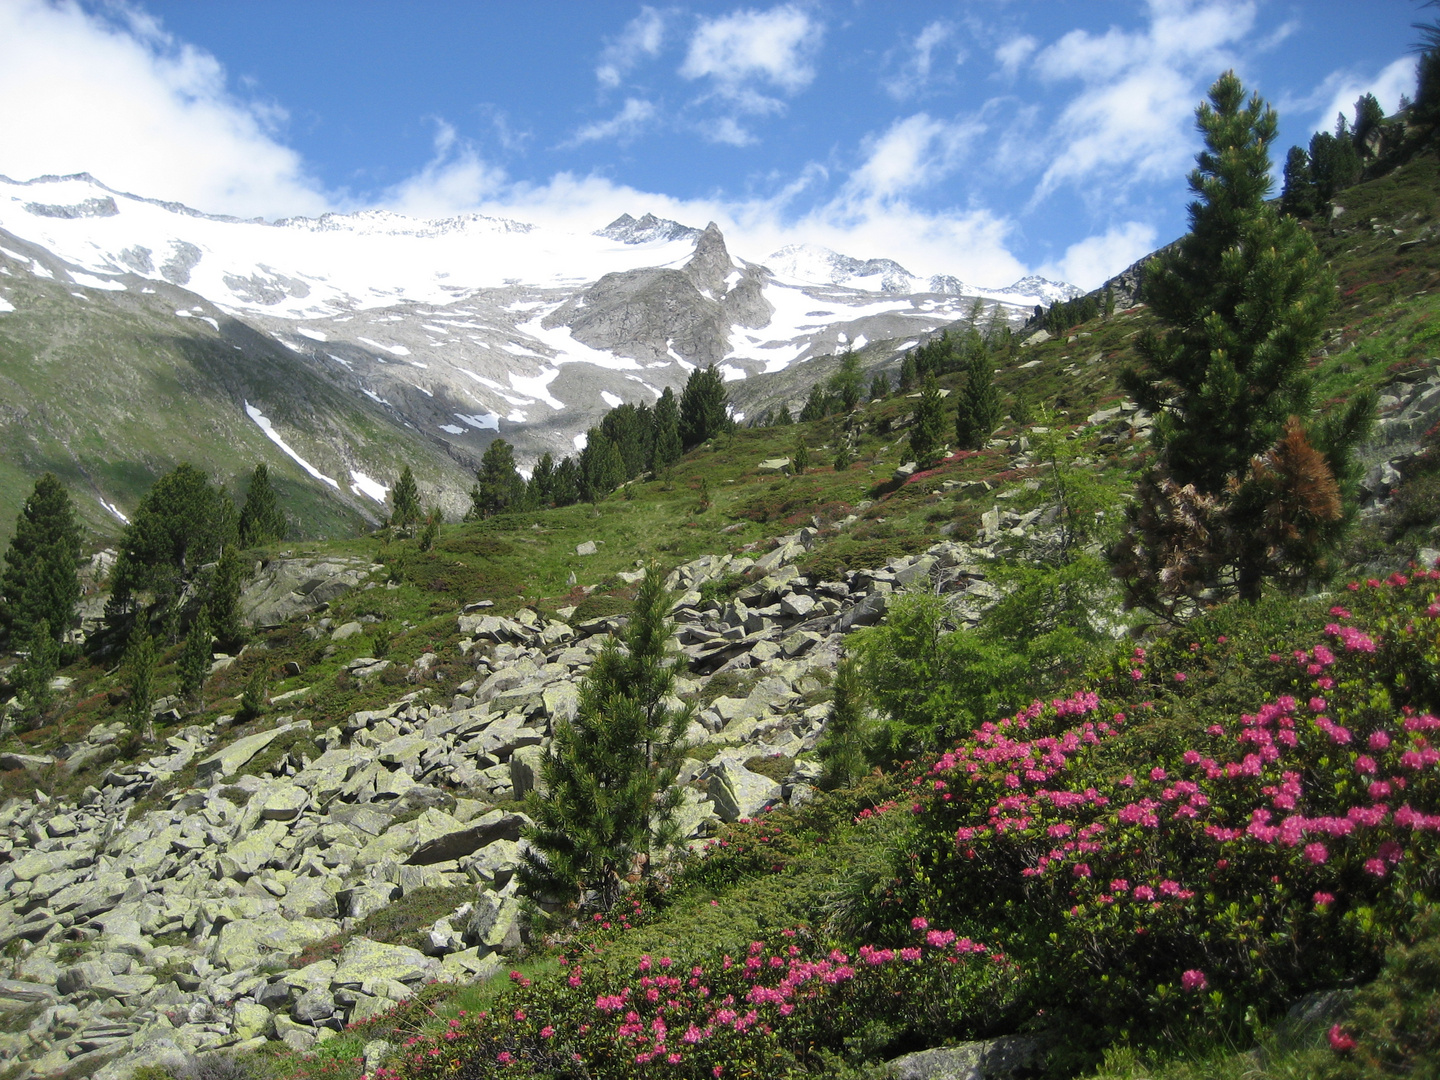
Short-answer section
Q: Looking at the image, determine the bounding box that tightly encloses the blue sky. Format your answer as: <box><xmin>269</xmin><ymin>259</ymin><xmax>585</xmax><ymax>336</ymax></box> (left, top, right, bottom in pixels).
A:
<box><xmin>0</xmin><ymin>1</ymin><xmax>1427</xmax><ymax>288</ymax></box>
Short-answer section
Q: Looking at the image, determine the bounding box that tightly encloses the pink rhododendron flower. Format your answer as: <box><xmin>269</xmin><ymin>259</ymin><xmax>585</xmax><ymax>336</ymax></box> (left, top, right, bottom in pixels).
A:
<box><xmin>1329</xmin><ymin>1025</ymin><xmax>1356</xmax><ymax>1051</ymax></box>
<box><xmin>1314</xmin><ymin>892</ymin><xmax>1335</xmax><ymax>906</ymax></box>
<box><xmin>1181</xmin><ymin>969</ymin><xmax>1208</xmax><ymax>992</ymax></box>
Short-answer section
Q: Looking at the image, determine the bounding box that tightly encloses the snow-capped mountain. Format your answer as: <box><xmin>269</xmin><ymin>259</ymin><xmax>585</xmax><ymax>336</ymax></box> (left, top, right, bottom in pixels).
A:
<box><xmin>990</xmin><ymin>275</ymin><xmax>1085</xmax><ymax>306</ymax></box>
<box><xmin>595</xmin><ymin>212</ymin><xmax>702</xmax><ymax>245</ymax></box>
<box><xmin>765</xmin><ymin>243</ymin><xmax>917</xmax><ymax>294</ymax></box>
<box><xmin>0</xmin><ymin>172</ymin><xmax>1082</xmax><ymax>530</ymax></box>
<box><xmin>764</xmin><ymin>242</ymin><xmax>1083</xmax><ymax>309</ymax></box>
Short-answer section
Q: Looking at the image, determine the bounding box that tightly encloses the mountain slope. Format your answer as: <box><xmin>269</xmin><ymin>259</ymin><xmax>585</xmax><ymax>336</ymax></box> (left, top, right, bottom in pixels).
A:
<box><xmin>0</xmin><ymin>173</ymin><xmax>1082</xmax><ymax>535</ymax></box>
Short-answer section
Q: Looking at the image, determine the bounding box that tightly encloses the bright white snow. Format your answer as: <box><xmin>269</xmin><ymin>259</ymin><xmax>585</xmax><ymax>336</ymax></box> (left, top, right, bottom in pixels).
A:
<box><xmin>349</xmin><ymin>470</ymin><xmax>388</xmax><ymax>503</ymax></box>
<box><xmin>244</xmin><ymin>403</ymin><xmax>339</xmax><ymax>489</ymax></box>
<box><xmin>357</xmin><ymin>337</ymin><xmax>411</xmax><ymax>356</ymax></box>
<box><xmin>295</xmin><ymin>327</ymin><xmax>328</xmax><ymax>341</ymax></box>
<box><xmin>600</xmin><ymin>391</ymin><xmax>623</xmax><ymax>408</ymax></box>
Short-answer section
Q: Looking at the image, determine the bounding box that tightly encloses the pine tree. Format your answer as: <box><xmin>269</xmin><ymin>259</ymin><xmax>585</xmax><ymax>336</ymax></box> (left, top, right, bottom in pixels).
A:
<box><xmin>14</xmin><ymin>620</ymin><xmax>58</xmax><ymax>724</ymax></box>
<box><xmin>239</xmin><ymin>665</ymin><xmax>268</xmax><ymax>722</ymax></box>
<box><xmin>1417</xmin><ymin>5</ymin><xmax>1440</xmax><ymax>128</ymax></box>
<box><xmin>1123</xmin><ymin>72</ymin><xmax>1334</xmax><ymax>495</ymax></box>
<box><xmin>798</xmin><ymin>383</ymin><xmax>829</xmax><ymax>422</ymax></box>
<box><xmin>467</xmin><ymin>439</ymin><xmax>526</xmax><ymax>519</ymax></box>
<box><xmin>652</xmin><ymin>387</ymin><xmax>683</xmax><ymax>470</ymax></box>
<box><xmin>898</xmin><ymin>353</ymin><xmax>918</xmax><ymax>391</ymax></box>
<box><xmin>520</xmin><ymin>568</ymin><xmax>692</xmax><ymax>911</ymax></box>
<box><xmin>954</xmin><ymin>349</ymin><xmax>1003</xmax><ymax>451</ymax></box>
<box><xmin>108</xmin><ymin>464</ymin><xmax>236</xmax><ymax>626</ymax></box>
<box><xmin>527</xmin><ymin>452</ymin><xmax>556</xmax><ymax>509</ymax></box>
<box><xmin>209</xmin><ymin>544</ymin><xmax>248</xmax><ymax>652</ymax></box>
<box><xmin>678</xmin><ymin>365</ymin><xmax>730</xmax><ymax>449</ymax></box>
<box><xmin>907</xmin><ymin>375</ymin><xmax>946</xmax><ymax>467</ymax></box>
<box><xmin>1279</xmin><ymin>145</ymin><xmax>1318</xmax><ymax>218</ymax></box>
<box><xmin>829</xmin><ymin>351</ymin><xmax>863</xmax><ymax>412</ymax></box>
<box><xmin>818</xmin><ymin>658</ymin><xmax>870</xmax><ymax>790</ymax></box>
<box><xmin>833</xmin><ymin>444</ymin><xmax>852</xmax><ymax>472</ymax></box>
<box><xmin>1308</xmin><ymin>123</ymin><xmax>1361</xmax><ymax>204</ymax></box>
<box><xmin>551</xmin><ymin>457</ymin><xmax>581</xmax><ymax>507</ymax></box>
<box><xmin>0</xmin><ymin>473</ymin><xmax>82</xmax><ymax>648</ymax></box>
<box><xmin>389</xmin><ymin>465</ymin><xmax>422</xmax><ymax>529</ymax></box>
<box><xmin>1012</xmin><ymin>391</ymin><xmax>1034</xmax><ymax>427</ymax></box>
<box><xmin>178</xmin><ymin>604</ymin><xmax>211</xmax><ymax>710</ymax></box>
<box><xmin>418</xmin><ymin>507</ymin><xmax>441</xmax><ymax>552</ymax></box>
<box><xmin>1352</xmin><ymin>92</ymin><xmax>1385</xmax><ymax>150</ymax></box>
<box><xmin>870</xmin><ymin>372</ymin><xmax>890</xmax><ymax>400</ymax></box>
<box><xmin>774</xmin><ymin>404</ymin><xmax>794</xmax><ymax>426</ymax></box>
<box><xmin>123</xmin><ymin>623</ymin><xmax>157</xmax><ymax>737</ymax></box>
<box><xmin>1116</xmin><ymin>71</ymin><xmax>1366</xmax><ymax>608</ymax></box>
<box><xmin>791</xmin><ymin>437</ymin><xmax>811</xmax><ymax>475</ymax></box>
<box><xmin>579</xmin><ymin>433</ymin><xmax>626</xmax><ymax>502</ymax></box>
<box><xmin>237</xmin><ymin>463</ymin><xmax>286</xmax><ymax>547</ymax></box>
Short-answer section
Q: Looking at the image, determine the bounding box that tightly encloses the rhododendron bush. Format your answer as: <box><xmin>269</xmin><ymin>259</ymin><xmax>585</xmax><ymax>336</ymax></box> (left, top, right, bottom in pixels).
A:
<box><xmin>397</xmin><ymin>924</ymin><xmax>1018</xmax><ymax>1079</ymax></box>
<box><xmin>867</xmin><ymin>569</ymin><xmax>1440</xmax><ymax>1039</ymax></box>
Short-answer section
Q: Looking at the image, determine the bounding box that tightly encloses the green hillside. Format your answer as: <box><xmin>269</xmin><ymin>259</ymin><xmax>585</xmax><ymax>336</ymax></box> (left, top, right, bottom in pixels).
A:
<box><xmin>0</xmin><ymin>241</ymin><xmax>477</xmax><ymax>544</ymax></box>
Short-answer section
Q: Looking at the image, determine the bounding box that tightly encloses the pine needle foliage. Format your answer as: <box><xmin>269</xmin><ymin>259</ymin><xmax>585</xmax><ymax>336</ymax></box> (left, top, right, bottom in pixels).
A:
<box><xmin>0</xmin><ymin>474</ymin><xmax>82</xmax><ymax>649</ymax></box>
<box><xmin>1115</xmin><ymin>72</ymin><xmax>1370</xmax><ymax>611</ymax></box>
<box><xmin>123</xmin><ymin>623</ymin><xmax>157</xmax><ymax>737</ymax></box>
<box><xmin>520</xmin><ymin>567</ymin><xmax>692</xmax><ymax>913</ymax></box>
<box><xmin>390</xmin><ymin>465</ymin><xmax>422</xmax><ymax>529</ymax></box>
<box><xmin>818</xmin><ymin>658</ymin><xmax>870</xmax><ymax>791</ymax></box>
<box><xmin>208</xmin><ymin>545</ymin><xmax>248</xmax><ymax>653</ymax></box>
<box><xmin>14</xmin><ymin>619</ymin><xmax>58</xmax><ymax>724</ymax></box>
<box><xmin>179</xmin><ymin>604</ymin><xmax>212</xmax><ymax>710</ymax></box>
<box><xmin>237</xmin><ymin>464</ymin><xmax>286</xmax><ymax>547</ymax></box>
<box><xmin>907</xmin><ymin>375</ymin><xmax>947</xmax><ymax>468</ymax></box>
<box><xmin>954</xmin><ymin>348</ymin><xmax>1003</xmax><ymax>452</ymax></box>
<box><xmin>1123</xmin><ymin>71</ymin><xmax>1334</xmax><ymax>495</ymax></box>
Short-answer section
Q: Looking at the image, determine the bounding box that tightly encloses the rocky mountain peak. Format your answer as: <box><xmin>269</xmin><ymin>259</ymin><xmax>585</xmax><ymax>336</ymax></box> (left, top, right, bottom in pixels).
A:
<box><xmin>685</xmin><ymin>222</ymin><xmax>736</xmax><ymax>298</ymax></box>
<box><xmin>595</xmin><ymin>212</ymin><xmax>702</xmax><ymax>245</ymax></box>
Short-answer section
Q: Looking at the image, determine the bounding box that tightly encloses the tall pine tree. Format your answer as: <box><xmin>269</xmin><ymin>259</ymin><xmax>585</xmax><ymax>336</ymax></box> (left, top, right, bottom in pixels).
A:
<box><xmin>0</xmin><ymin>473</ymin><xmax>82</xmax><ymax>648</ymax></box>
<box><xmin>651</xmin><ymin>387</ymin><xmax>683</xmax><ymax>470</ymax></box>
<box><xmin>389</xmin><ymin>465</ymin><xmax>422</xmax><ymax>529</ymax></box>
<box><xmin>107</xmin><ymin>463</ymin><xmax>236</xmax><ymax>627</ymax></box>
<box><xmin>678</xmin><ymin>365</ymin><xmax>730</xmax><ymax>449</ymax></box>
<box><xmin>238</xmin><ymin>463</ymin><xmax>287</xmax><ymax>547</ymax></box>
<box><xmin>467</xmin><ymin>438</ymin><xmax>526</xmax><ymax>519</ymax></box>
<box><xmin>519</xmin><ymin>568</ymin><xmax>691</xmax><ymax>911</ymax></box>
<box><xmin>178</xmin><ymin>604</ymin><xmax>212</xmax><ymax>711</ymax></box>
<box><xmin>123</xmin><ymin>623</ymin><xmax>157</xmax><ymax>738</ymax></box>
<box><xmin>907</xmin><ymin>375</ymin><xmax>946</xmax><ymax>468</ymax></box>
<box><xmin>954</xmin><ymin>348</ymin><xmax>1003</xmax><ymax>451</ymax></box>
<box><xmin>1116</xmin><ymin>71</ymin><xmax>1371</xmax><ymax>609</ymax></box>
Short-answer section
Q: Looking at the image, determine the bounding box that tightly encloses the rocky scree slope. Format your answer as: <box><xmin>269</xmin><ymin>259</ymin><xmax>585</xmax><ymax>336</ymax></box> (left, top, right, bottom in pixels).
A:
<box><xmin>0</xmin><ymin>512</ymin><xmax>1046</xmax><ymax>1080</ymax></box>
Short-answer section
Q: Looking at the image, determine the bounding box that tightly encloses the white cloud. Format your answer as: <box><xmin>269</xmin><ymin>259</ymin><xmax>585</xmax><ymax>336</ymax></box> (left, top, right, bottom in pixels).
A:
<box><xmin>0</xmin><ymin>0</ymin><xmax>1141</xmax><ymax>301</ymax></box>
<box><xmin>703</xmin><ymin>117</ymin><xmax>758</xmax><ymax>146</ymax></box>
<box><xmin>848</xmin><ymin>113</ymin><xmax>982</xmax><ymax>200</ymax></box>
<box><xmin>383</xmin><ymin>121</ymin><xmax>506</xmax><ymax>217</ymax></box>
<box><xmin>1039</xmin><ymin>221</ymin><xmax>1158</xmax><ymax>290</ymax></box>
<box><xmin>994</xmin><ymin>34</ymin><xmax>1037</xmax><ymax>77</ymax></box>
<box><xmin>0</xmin><ymin>0</ymin><xmax>329</xmax><ymax>219</ymax></box>
<box><xmin>680</xmin><ymin>5</ymin><xmax>823</xmax><ymax>97</ymax></box>
<box><xmin>1030</xmin><ymin>0</ymin><xmax>1258</xmax><ymax>200</ymax></box>
<box><xmin>569</xmin><ymin>98</ymin><xmax>658</xmax><ymax>145</ymax></box>
<box><xmin>596</xmin><ymin>7</ymin><xmax>667</xmax><ymax>89</ymax></box>
<box><xmin>882</xmin><ymin>20</ymin><xmax>960</xmax><ymax>100</ymax></box>
<box><xmin>1311</xmin><ymin>55</ymin><xmax>1418</xmax><ymax>135</ymax></box>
